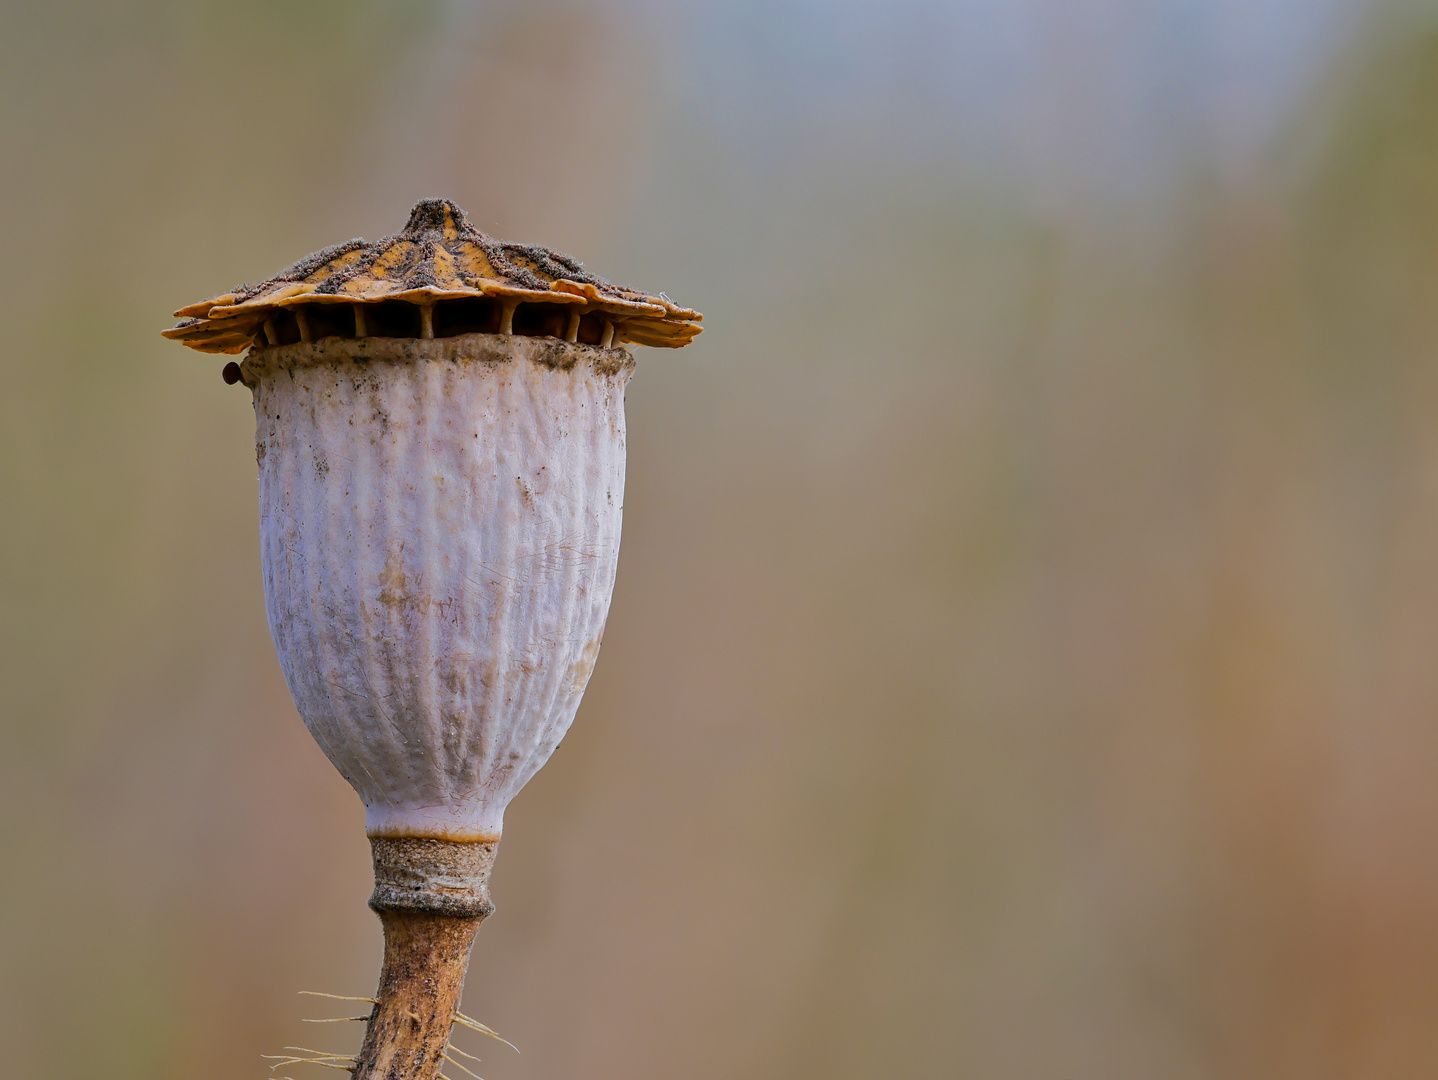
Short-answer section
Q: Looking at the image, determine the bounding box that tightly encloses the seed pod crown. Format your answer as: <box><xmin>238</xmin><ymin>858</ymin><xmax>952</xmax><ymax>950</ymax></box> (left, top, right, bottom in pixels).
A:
<box><xmin>163</xmin><ymin>198</ymin><xmax>701</xmax><ymax>353</ymax></box>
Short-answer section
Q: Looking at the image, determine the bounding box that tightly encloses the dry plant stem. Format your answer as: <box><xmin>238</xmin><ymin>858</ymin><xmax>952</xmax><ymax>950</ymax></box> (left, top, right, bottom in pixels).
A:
<box><xmin>353</xmin><ymin>838</ymin><xmax>498</xmax><ymax>1080</ymax></box>
<box><xmin>352</xmin><ymin>911</ymin><xmax>481</xmax><ymax>1080</ymax></box>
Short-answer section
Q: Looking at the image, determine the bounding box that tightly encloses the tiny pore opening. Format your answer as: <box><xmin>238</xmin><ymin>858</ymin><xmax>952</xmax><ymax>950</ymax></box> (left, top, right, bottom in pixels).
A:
<box><xmin>263</xmin><ymin>300</ymin><xmax>618</xmax><ymax>348</ymax></box>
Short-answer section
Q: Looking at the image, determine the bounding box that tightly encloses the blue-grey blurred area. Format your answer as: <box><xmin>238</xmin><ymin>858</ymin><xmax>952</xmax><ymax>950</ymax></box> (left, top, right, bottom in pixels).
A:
<box><xmin>5</xmin><ymin>0</ymin><xmax>1438</xmax><ymax>1076</ymax></box>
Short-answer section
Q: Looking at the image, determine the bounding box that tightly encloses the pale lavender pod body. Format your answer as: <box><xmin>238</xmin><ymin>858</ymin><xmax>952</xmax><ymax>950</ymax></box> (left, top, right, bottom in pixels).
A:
<box><xmin>242</xmin><ymin>334</ymin><xmax>633</xmax><ymax>841</ymax></box>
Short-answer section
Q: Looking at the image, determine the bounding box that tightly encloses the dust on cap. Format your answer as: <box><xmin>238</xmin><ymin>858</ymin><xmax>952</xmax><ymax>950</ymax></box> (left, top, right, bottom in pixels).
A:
<box><xmin>162</xmin><ymin>198</ymin><xmax>702</xmax><ymax>353</ymax></box>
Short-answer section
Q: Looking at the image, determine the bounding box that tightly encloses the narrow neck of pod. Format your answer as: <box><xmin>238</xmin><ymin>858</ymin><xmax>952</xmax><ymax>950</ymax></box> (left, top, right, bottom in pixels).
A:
<box><xmin>368</xmin><ymin>836</ymin><xmax>499</xmax><ymax>919</ymax></box>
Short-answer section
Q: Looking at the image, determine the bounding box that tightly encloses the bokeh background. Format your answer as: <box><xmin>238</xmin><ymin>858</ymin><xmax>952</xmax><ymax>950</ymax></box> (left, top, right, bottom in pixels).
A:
<box><xmin>5</xmin><ymin>0</ymin><xmax>1438</xmax><ymax>1077</ymax></box>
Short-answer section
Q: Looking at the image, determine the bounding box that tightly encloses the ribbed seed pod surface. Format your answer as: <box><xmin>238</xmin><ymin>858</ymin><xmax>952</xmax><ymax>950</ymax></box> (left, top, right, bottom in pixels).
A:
<box><xmin>244</xmin><ymin>334</ymin><xmax>632</xmax><ymax>841</ymax></box>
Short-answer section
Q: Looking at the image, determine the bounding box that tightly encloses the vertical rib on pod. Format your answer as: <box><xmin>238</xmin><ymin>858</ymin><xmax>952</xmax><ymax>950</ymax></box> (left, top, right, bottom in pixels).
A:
<box><xmin>415</xmin><ymin>357</ymin><xmax>444</xmax><ymax>786</ymax></box>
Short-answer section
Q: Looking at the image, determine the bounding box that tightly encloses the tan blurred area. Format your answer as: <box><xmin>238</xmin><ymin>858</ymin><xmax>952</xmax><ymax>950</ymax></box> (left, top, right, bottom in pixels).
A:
<box><xmin>5</xmin><ymin>1</ymin><xmax>1438</xmax><ymax>1077</ymax></box>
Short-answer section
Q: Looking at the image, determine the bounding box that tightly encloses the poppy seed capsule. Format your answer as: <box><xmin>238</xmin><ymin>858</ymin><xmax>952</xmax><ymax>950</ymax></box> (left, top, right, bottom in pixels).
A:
<box><xmin>165</xmin><ymin>199</ymin><xmax>700</xmax><ymax>1080</ymax></box>
<box><xmin>245</xmin><ymin>332</ymin><xmax>631</xmax><ymax>855</ymax></box>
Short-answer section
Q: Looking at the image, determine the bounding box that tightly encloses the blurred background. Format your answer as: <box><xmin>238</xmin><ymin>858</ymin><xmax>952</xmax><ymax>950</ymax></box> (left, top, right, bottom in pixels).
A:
<box><xmin>5</xmin><ymin>0</ymin><xmax>1438</xmax><ymax>1077</ymax></box>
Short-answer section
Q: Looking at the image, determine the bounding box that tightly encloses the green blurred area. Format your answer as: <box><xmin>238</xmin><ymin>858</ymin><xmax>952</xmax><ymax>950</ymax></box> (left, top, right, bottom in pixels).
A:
<box><xmin>5</xmin><ymin>2</ymin><xmax>1438</xmax><ymax>1078</ymax></box>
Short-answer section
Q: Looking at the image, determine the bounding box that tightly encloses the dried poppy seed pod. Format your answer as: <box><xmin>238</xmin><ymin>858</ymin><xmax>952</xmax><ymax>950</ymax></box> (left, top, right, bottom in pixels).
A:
<box><xmin>249</xmin><ymin>333</ymin><xmax>631</xmax><ymax>852</ymax></box>
<box><xmin>165</xmin><ymin>199</ymin><xmax>700</xmax><ymax>1080</ymax></box>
